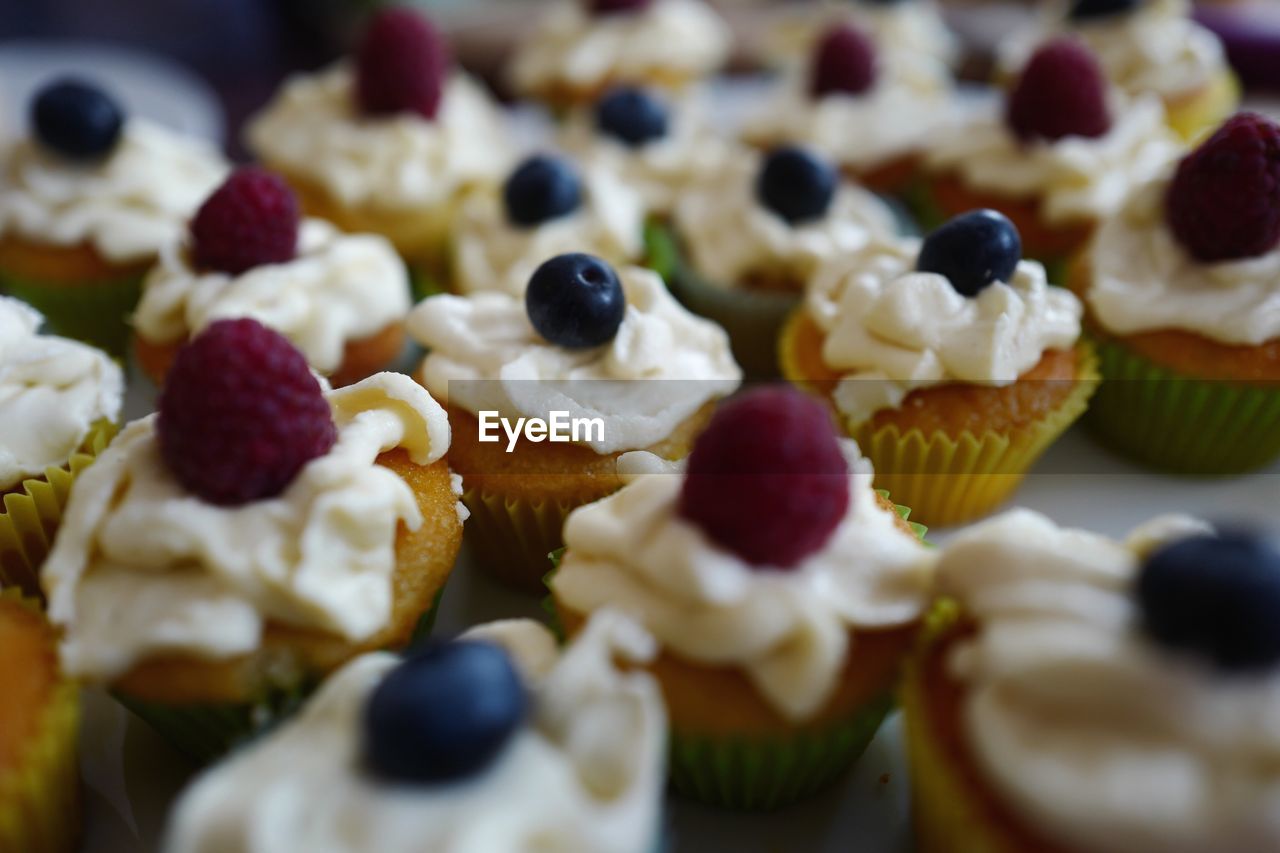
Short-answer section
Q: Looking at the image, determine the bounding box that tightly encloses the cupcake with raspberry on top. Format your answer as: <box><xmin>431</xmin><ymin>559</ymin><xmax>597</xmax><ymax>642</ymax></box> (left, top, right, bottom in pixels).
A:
<box><xmin>43</xmin><ymin>319</ymin><xmax>465</xmax><ymax>762</ymax></box>
<box><xmin>246</xmin><ymin>8</ymin><xmax>510</xmax><ymax>289</ymax></box>
<box><xmin>1071</xmin><ymin>112</ymin><xmax>1280</xmax><ymax>474</ymax></box>
<box><xmin>133</xmin><ymin>168</ymin><xmax>409</xmax><ymax>387</ymax></box>
<box><xmin>549</xmin><ymin>386</ymin><xmax>931</xmax><ymax>811</ymax></box>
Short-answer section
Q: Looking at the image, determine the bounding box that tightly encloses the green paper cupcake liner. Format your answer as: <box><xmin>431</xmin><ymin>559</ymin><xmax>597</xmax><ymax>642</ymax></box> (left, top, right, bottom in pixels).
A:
<box><xmin>408</xmin><ymin>261</ymin><xmax>449</xmax><ymax>302</ymax></box>
<box><xmin>0</xmin><ymin>268</ymin><xmax>142</xmax><ymax>358</ymax></box>
<box><xmin>462</xmin><ymin>487</ymin><xmax>586</xmax><ymax>594</ymax></box>
<box><xmin>643</xmin><ymin>219</ymin><xmax>681</xmax><ymax>286</ymax></box>
<box><xmin>1085</xmin><ymin>336</ymin><xmax>1280</xmax><ymax>474</ymax></box>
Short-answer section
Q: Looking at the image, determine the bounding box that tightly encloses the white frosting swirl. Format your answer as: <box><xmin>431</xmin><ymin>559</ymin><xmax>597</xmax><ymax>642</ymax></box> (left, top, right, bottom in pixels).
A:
<box><xmin>164</xmin><ymin>611</ymin><xmax>667</xmax><ymax>853</ymax></box>
<box><xmin>511</xmin><ymin>0</ymin><xmax>731</xmax><ymax>95</ymax></box>
<box><xmin>246</xmin><ymin>65</ymin><xmax>511</xmax><ymax>214</ymax></box>
<box><xmin>931</xmin><ymin>508</ymin><xmax>1280</xmax><ymax>853</ymax></box>
<box><xmin>806</xmin><ymin>238</ymin><xmax>1083</xmax><ymax>424</ymax></box>
<box><xmin>673</xmin><ymin>157</ymin><xmax>899</xmax><ymax>286</ymax></box>
<box><xmin>42</xmin><ymin>373</ymin><xmax>454</xmax><ymax>681</ymax></box>
<box><xmin>451</xmin><ymin>166</ymin><xmax>646</xmax><ymax>297</ymax></box>
<box><xmin>0</xmin><ymin>119</ymin><xmax>227</xmax><ymax>264</ymax></box>
<box><xmin>0</xmin><ymin>297</ymin><xmax>123</xmax><ymax>490</ymax></box>
<box><xmin>1086</xmin><ymin>177</ymin><xmax>1280</xmax><ymax>345</ymax></box>
<box><xmin>409</xmin><ymin>266</ymin><xmax>742</xmax><ymax>454</ymax></box>
<box><xmin>133</xmin><ymin>219</ymin><xmax>410</xmax><ymax>374</ymax></box>
<box><xmin>926</xmin><ymin>93</ymin><xmax>1182</xmax><ymax>226</ymax></box>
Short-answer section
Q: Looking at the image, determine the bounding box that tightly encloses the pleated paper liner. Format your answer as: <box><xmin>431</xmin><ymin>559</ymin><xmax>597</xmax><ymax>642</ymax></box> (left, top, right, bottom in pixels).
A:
<box><xmin>0</xmin><ymin>590</ymin><xmax>81</xmax><ymax>853</ymax></box>
<box><xmin>1085</xmin><ymin>335</ymin><xmax>1280</xmax><ymax>475</ymax></box>
<box><xmin>1165</xmin><ymin>69</ymin><xmax>1240</xmax><ymax>142</ymax></box>
<box><xmin>463</xmin><ymin>487</ymin><xmax>584</xmax><ymax>594</ymax></box>
<box><xmin>1</xmin><ymin>419</ymin><xmax>117</xmax><ymax>598</ymax></box>
<box><xmin>0</xmin><ymin>269</ymin><xmax>142</xmax><ymax>358</ymax></box>
<box><xmin>114</xmin><ymin>587</ymin><xmax>446</xmax><ymax>764</ymax></box>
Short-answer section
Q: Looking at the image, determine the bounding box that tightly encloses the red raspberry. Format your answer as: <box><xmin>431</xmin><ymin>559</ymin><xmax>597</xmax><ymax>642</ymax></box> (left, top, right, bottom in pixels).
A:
<box><xmin>190</xmin><ymin>168</ymin><xmax>299</xmax><ymax>275</ymax></box>
<box><xmin>157</xmin><ymin>319</ymin><xmax>337</xmax><ymax>506</ymax></box>
<box><xmin>1166</xmin><ymin>112</ymin><xmax>1280</xmax><ymax>262</ymax></box>
<box><xmin>588</xmin><ymin>0</ymin><xmax>654</xmax><ymax>14</ymax></box>
<box><xmin>1006</xmin><ymin>38</ymin><xmax>1112</xmax><ymax>142</ymax></box>
<box><xmin>809</xmin><ymin>23</ymin><xmax>878</xmax><ymax>98</ymax></box>
<box><xmin>678</xmin><ymin>387</ymin><xmax>850</xmax><ymax>569</ymax></box>
<box><xmin>355</xmin><ymin>7</ymin><xmax>450</xmax><ymax>119</ymax></box>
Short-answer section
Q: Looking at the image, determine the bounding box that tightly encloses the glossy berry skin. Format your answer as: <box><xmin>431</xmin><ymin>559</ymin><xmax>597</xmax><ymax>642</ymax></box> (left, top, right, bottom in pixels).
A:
<box><xmin>31</xmin><ymin>78</ymin><xmax>123</xmax><ymax>161</ymax></box>
<box><xmin>917</xmin><ymin>209</ymin><xmax>1022</xmax><ymax>297</ymax></box>
<box><xmin>1069</xmin><ymin>0</ymin><xmax>1142</xmax><ymax>21</ymax></box>
<box><xmin>1137</xmin><ymin>530</ymin><xmax>1280</xmax><ymax>672</ymax></box>
<box><xmin>191</xmin><ymin>168</ymin><xmax>300</xmax><ymax>275</ymax></box>
<box><xmin>679</xmin><ymin>387</ymin><xmax>850</xmax><ymax>569</ymax></box>
<box><xmin>504</xmin><ymin>155</ymin><xmax>583</xmax><ymax>227</ymax></box>
<box><xmin>526</xmin><ymin>253</ymin><xmax>626</xmax><ymax>348</ymax></box>
<box><xmin>588</xmin><ymin>0</ymin><xmax>654</xmax><ymax>14</ymax></box>
<box><xmin>756</xmin><ymin>147</ymin><xmax>838</xmax><ymax>225</ymax></box>
<box><xmin>355</xmin><ymin>7</ymin><xmax>450</xmax><ymax>119</ymax></box>
<box><xmin>364</xmin><ymin>641</ymin><xmax>528</xmax><ymax>784</ymax></box>
<box><xmin>157</xmin><ymin>319</ymin><xmax>336</xmax><ymax>506</ymax></box>
<box><xmin>595</xmin><ymin>87</ymin><xmax>669</xmax><ymax>147</ymax></box>
<box><xmin>1006</xmin><ymin>38</ymin><xmax>1112</xmax><ymax>142</ymax></box>
<box><xmin>809</xmin><ymin>23</ymin><xmax>878</xmax><ymax>98</ymax></box>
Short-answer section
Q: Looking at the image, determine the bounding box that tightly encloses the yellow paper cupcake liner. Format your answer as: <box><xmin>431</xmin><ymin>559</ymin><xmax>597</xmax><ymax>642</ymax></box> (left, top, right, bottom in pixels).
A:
<box><xmin>0</xmin><ymin>268</ymin><xmax>143</xmax><ymax>358</ymax></box>
<box><xmin>1</xmin><ymin>419</ymin><xmax>117</xmax><ymax>598</ymax></box>
<box><xmin>0</xmin><ymin>589</ymin><xmax>81</xmax><ymax>853</ymax></box>
<box><xmin>1166</xmin><ymin>69</ymin><xmax>1241</xmax><ymax>142</ymax></box>
<box><xmin>463</xmin><ymin>487</ymin><xmax>588</xmax><ymax>594</ymax></box>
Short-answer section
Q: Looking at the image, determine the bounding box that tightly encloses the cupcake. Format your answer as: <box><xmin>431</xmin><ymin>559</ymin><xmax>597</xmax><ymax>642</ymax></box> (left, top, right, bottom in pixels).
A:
<box><xmin>509</xmin><ymin>0</ymin><xmax>732</xmax><ymax>112</ymax></box>
<box><xmin>924</xmin><ymin>38</ymin><xmax>1182</xmax><ymax>271</ymax></box>
<box><xmin>451</xmin><ymin>154</ymin><xmax>647</xmax><ymax>297</ymax></box>
<box><xmin>407</xmin><ymin>253</ymin><xmax>741</xmax><ymax>592</ymax></box>
<box><xmin>0</xmin><ymin>78</ymin><xmax>227</xmax><ymax>354</ymax></box>
<box><xmin>42</xmin><ymin>320</ymin><xmax>466</xmax><ymax>762</ymax></box>
<box><xmin>667</xmin><ymin>145</ymin><xmax>899</xmax><ymax>378</ymax></box>
<box><xmin>246</xmin><ymin>8</ymin><xmax>511</xmax><ymax>288</ymax></box>
<box><xmin>0</xmin><ymin>296</ymin><xmax>121</xmax><ymax>596</ymax></box>
<box><xmin>0</xmin><ymin>590</ymin><xmax>81</xmax><ymax>853</ymax></box>
<box><xmin>780</xmin><ymin>210</ymin><xmax>1098</xmax><ymax>527</ymax></box>
<box><xmin>998</xmin><ymin>0</ymin><xmax>1239</xmax><ymax>140</ymax></box>
<box><xmin>133</xmin><ymin>168</ymin><xmax>409</xmax><ymax>387</ymax></box>
<box><xmin>164</xmin><ymin>611</ymin><xmax>666</xmax><ymax>853</ymax></box>
<box><xmin>743</xmin><ymin>20</ymin><xmax>957</xmax><ymax>197</ymax></box>
<box><xmin>1070</xmin><ymin>112</ymin><xmax>1280</xmax><ymax>474</ymax></box>
<box><xmin>905</xmin><ymin>510</ymin><xmax>1280</xmax><ymax>852</ymax></box>
<box><xmin>549</xmin><ymin>387</ymin><xmax>933</xmax><ymax>811</ymax></box>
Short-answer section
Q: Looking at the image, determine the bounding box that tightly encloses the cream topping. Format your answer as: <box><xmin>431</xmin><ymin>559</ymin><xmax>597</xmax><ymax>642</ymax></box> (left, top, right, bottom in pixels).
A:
<box><xmin>931</xmin><ymin>509</ymin><xmax>1280</xmax><ymax>853</ymax></box>
<box><xmin>133</xmin><ymin>219</ymin><xmax>410</xmax><ymax>374</ymax></box>
<box><xmin>0</xmin><ymin>119</ymin><xmax>227</xmax><ymax>264</ymax></box>
<box><xmin>409</xmin><ymin>266</ymin><xmax>742</xmax><ymax>454</ymax></box>
<box><xmin>1086</xmin><ymin>177</ymin><xmax>1280</xmax><ymax>345</ymax></box>
<box><xmin>42</xmin><ymin>373</ymin><xmax>454</xmax><ymax>681</ymax></box>
<box><xmin>163</xmin><ymin>611</ymin><xmax>666</xmax><ymax>853</ymax></box>
<box><xmin>0</xmin><ymin>297</ymin><xmax>123</xmax><ymax>490</ymax></box>
<box><xmin>805</xmin><ymin>238</ymin><xmax>1083</xmax><ymax>424</ymax></box>
<box><xmin>551</xmin><ymin>441</ymin><xmax>933</xmax><ymax>720</ymax></box>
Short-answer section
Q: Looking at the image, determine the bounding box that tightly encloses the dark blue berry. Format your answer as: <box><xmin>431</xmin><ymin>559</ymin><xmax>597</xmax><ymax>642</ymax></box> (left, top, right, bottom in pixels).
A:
<box><xmin>526</xmin><ymin>253</ymin><xmax>626</xmax><ymax>348</ymax></box>
<box><xmin>363</xmin><ymin>641</ymin><xmax>528</xmax><ymax>784</ymax></box>
<box><xmin>756</xmin><ymin>147</ymin><xmax>838</xmax><ymax>225</ymax></box>
<box><xmin>595</xmin><ymin>87</ymin><xmax>669</xmax><ymax>148</ymax></box>
<box><xmin>1137</xmin><ymin>530</ymin><xmax>1280</xmax><ymax>672</ymax></box>
<box><xmin>1069</xmin><ymin>0</ymin><xmax>1143</xmax><ymax>21</ymax></box>
<box><xmin>503</xmin><ymin>155</ymin><xmax>582</xmax><ymax>227</ymax></box>
<box><xmin>32</xmin><ymin>78</ymin><xmax>123</xmax><ymax>161</ymax></box>
<box><xmin>917</xmin><ymin>209</ymin><xmax>1022</xmax><ymax>297</ymax></box>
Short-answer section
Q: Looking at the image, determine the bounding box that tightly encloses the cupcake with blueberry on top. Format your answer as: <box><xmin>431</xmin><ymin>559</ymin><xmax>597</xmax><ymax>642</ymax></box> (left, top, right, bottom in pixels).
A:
<box><xmin>905</xmin><ymin>511</ymin><xmax>1280</xmax><ymax>852</ymax></box>
<box><xmin>0</xmin><ymin>78</ymin><xmax>227</xmax><ymax>354</ymax></box>
<box><xmin>450</xmin><ymin>153</ymin><xmax>647</xmax><ymax>298</ymax></box>
<box><xmin>549</xmin><ymin>386</ymin><xmax>932</xmax><ymax>811</ymax></box>
<box><xmin>509</xmin><ymin>0</ymin><xmax>731</xmax><ymax>113</ymax></box>
<box><xmin>1069</xmin><ymin>112</ymin><xmax>1280</xmax><ymax>474</ymax></box>
<box><xmin>42</xmin><ymin>319</ymin><xmax>465</xmax><ymax>762</ymax></box>
<box><xmin>780</xmin><ymin>209</ymin><xmax>1098</xmax><ymax>527</ymax></box>
<box><xmin>246</xmin><ymin>8</ymin><xmax>511</xmax><ymax>293</ymax></box>
<box><xmin>666</xmin><ymin>145</ymin><xmax>899</xmax><ymax>378</ymax></box>
<box><xmin>132</xmin><ymin>167</ymin><xmax>410</xmax><ymax>387</ymax></box>
<box><xmin>407</xmin><ymin>252</ymin><xmax>741</xmax><ymax>592</ymax></box>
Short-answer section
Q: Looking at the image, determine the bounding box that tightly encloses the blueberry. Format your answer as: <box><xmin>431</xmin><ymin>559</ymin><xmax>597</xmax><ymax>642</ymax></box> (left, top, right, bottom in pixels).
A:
<box><xmin>526</xmin><ymin>253</ymin><xmax>626</xmax><ymax>348</ymax></box>
<box><xmin>916</xmin><ymin>209</ymin><xmax>1022</xmax><ymax>297</ymax></box>
<box><xmin>1069</xmin><ymin>0</ymin><xmax>1143</xmax><ymax>21</ymax></box>
<box><xmin>363</xmin><ymin>641</ymin><xmax>528</xmax><ymax>783</ymax></box>
<box><xmin>1137</xmin><ymin>530</ymin><xmax>1280</xmax><ymax>671</ymax></box>
<box><xmin>31</xmin><ymin>78</ymin><xmax>124</xmax><ymax>161</ymax></box>
<box><xmin>595</xmin><ymin>87</ymin><xmax>669</xmax><ymax>148</ymax></box>
<box><xmin>756</xmin><ymin>147</ymin><xmax>838</xmax><ymax>225</ymax></box>
<box><xmin>503</xmin><ymin>155</ymin><xmax>582</xmax><ymax>227</ymax></box>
